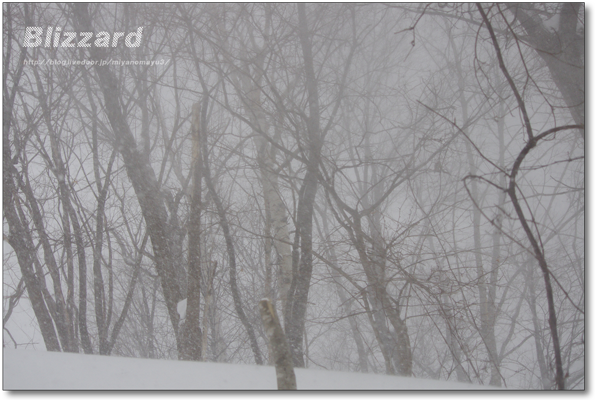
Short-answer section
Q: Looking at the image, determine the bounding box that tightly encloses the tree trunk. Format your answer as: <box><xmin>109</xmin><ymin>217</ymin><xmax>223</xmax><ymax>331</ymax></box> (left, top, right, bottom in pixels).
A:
<box><xmin>198</xmin><ymin>98</ymin><xmax>263</xmax><ymax>366</ymax></box>
<box><xmin>237</xmin><ymin>55</ymin><xmax>294</xmax><ymax>317</ymax></box>
<box><xmin>259</xmin><ymin>299</ymin><xmax>296</xmax><ymax>390</ymax></box>
<box><xmin>3</xmin><ymin>190</ymin><xmax>61</xmax><ymax>351</ymax></box>
<box><xmin>317</xmin><ymin>205</ymin><xmax>369</xmax><ymax>373</ymax></box>
<box><xmin>1</xmin><ymin>1</ymin><xmax>61</xmax><ymax>351</ymax></box>
<box><xmin>450</xmin><ymin>28</ymin><xmax>501</xmax><ymax>383</ymax></box>
<box><xmin>179</xmin><ymin>102</ymin><xmax>205</xmax><ymax>361</ymax></box>
<box><xmin>505</xmin><ymin>3</ymin><xmax>584</xmax><ymax>134</ymax></box>
<box><xmin>73</xmin><ymin>4</ymin><xmax>182</xmax><ymax>347</ymax></box>
<box><xmin>284</xmin><ymin>3</ymin><xmax>323</xmax><ymax>368</ymax></box>
<box><xmin>525</xmin><ymin>258</ymin><xmax>551</xmax><ymax>389</ymax></box>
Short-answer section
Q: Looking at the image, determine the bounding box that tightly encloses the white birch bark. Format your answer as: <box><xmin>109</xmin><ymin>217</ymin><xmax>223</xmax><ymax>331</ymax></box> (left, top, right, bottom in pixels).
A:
<box><xmin>237</xmin><ymin>61</ymin><xmax>294</xmax><ymax>316</ymax></box>
<box><xmin>259</xmin><ymin>299</ymin><xmax>296</xmax><ymax>390</ymax></box>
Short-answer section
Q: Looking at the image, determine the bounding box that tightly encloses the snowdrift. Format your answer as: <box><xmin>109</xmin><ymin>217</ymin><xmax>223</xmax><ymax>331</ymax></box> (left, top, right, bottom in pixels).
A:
<box><xmin>3</xmin><ymin>348</ymin><xmax>492</xmax><ymax>390</ymax></box>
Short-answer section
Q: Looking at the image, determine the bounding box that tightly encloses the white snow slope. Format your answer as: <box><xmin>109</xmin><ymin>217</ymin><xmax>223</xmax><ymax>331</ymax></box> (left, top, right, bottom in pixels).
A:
<box><xmin>3</xmin><ymin>348</ymin><xmax>492</xmax><ymax>390</ymax></box>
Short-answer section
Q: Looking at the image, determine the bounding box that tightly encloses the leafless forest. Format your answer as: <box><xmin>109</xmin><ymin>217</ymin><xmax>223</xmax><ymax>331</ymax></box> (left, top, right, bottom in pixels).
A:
<box><xmin>3</xmin><ymin>3</ymin><xmax>584</xmax><ymax>389</ymax></box>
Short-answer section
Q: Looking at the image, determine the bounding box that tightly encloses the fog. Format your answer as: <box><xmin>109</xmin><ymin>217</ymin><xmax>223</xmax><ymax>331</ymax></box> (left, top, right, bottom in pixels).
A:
<box><xmin>3</xmin><ymin>3</ymin><xmax>584</xmax><ymax>390</ymax></box>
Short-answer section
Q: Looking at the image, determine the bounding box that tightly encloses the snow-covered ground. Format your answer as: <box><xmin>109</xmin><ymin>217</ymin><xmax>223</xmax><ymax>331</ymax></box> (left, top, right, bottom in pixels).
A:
<box><xmin>3</xmin><ymin>348</ymin><xmax>492</xmax><ymax>390</ymax></box>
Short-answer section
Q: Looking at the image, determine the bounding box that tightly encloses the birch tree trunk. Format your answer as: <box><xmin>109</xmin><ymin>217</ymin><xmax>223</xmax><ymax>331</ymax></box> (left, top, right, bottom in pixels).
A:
<box><xmin>237</xmin><ymin>56</ymin><xmax>294</xmax><ymax>317</ymax></box>
<box><xmin>259</xmin><ymin>299</ymin><xmax>296</xmax><ymax>390</ymax></box>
